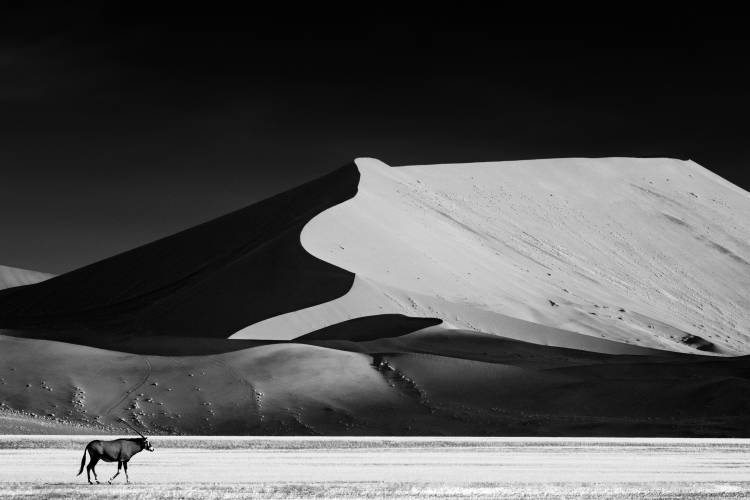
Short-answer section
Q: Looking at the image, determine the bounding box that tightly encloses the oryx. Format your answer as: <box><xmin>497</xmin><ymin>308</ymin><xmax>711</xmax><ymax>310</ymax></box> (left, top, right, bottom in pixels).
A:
<box><xmin>77</xmin><ymin>418</ymin><xmax>154</xmax><ymax>484</ymax></box>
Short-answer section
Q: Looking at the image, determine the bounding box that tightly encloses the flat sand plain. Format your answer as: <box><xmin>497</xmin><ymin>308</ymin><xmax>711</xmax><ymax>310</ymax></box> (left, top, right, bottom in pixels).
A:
<box><xmin>0</xmin><ymin>436</ymin><xmax>748</xmax><ymax>499</ymax></box>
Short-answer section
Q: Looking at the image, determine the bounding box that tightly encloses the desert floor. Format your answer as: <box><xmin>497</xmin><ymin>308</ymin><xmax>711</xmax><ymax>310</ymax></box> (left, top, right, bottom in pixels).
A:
<box><xmin>0</xmin><ymin>436</ymin><xmax>748</xmax><ymax>499</ymax></box>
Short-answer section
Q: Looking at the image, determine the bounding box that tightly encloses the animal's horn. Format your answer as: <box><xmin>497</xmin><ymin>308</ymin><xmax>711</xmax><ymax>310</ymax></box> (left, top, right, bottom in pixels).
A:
<box><xmin>118</xmin><ymin>417</ymin><xmax>146</xmax><ymax>438</ymax></box>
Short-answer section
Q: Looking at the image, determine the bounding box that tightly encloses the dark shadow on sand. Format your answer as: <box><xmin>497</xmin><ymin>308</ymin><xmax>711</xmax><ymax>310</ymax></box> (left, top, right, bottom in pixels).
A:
<box><xmin>295</xmin><ymin>314</ymin><xmax>442</xmax><ymax>342</ymax></box>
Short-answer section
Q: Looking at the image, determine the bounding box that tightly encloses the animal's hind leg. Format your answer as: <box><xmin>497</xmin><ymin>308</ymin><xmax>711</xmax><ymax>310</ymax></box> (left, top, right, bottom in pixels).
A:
<box><xmin>123</xmin><ymin>461</ymin><xmax>130</xmax><ymax>484</ymax></box>
<box><xmin>87</xmin><ymin>455</ymin><xmax>100</xmax><ymax>484</ymax></box>
<box><xmin>109</xmin><ymin>461</ymin><xmax>122</xmax><ymax>483</ymax></box>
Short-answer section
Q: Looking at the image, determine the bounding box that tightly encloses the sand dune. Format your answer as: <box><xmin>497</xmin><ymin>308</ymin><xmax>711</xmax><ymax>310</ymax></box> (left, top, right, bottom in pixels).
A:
<box><xmin>1</xmin><ymin>156</ymin><xmax>749</xmax><ymax>435</ymax></box>
<box><xmin>0</xmin><ymin>265</ymin><xmax>53</xmax><ymax>290</ymax></box>
<box><xmin>0</xmin><ymin>333</ymin><xmax>423</xmax><ymax>435</ymax></box>
<box><xmin>1</xmin><ymin>330</ymin><xmax>748</xmax><ymax>436</ymax></box>
<box><xmin>4</xmin><ymin>157</ymin><xmax>748</xmax><ymax>355</ymax></box>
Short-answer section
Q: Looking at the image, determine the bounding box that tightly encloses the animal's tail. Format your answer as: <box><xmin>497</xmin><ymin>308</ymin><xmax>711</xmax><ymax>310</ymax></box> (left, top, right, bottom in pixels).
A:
<box><xmin>77</xmin><ymin>446</ymin><xmax>87</xmax><ymax>476</ymax></box>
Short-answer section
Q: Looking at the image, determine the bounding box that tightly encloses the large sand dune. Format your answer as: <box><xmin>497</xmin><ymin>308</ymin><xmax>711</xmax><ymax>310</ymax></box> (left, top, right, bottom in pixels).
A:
<box><xmin>231</xmin><ymin>157</ymin><xmax>750</xmax><ymax>356</ymax></box>
<box><xmin>4</xmin><ymin>157</ymin><xmax>749</xmax><ymax>354</ymax></box>
<box><xmin>1</xmin><ymin>156</ymin><xmax>749</xmax><ymax>435</ymax></box>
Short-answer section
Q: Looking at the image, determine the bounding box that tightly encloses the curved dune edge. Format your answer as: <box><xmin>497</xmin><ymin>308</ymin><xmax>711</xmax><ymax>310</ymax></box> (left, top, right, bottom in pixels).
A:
<box><xmin>0</xmin><ymin>164</ymin><xmax>360</xmax><ymax>338</ymax></box>
<box><xmin>232</xmin><ymin>277</ymin><xmax>388</xmax><ymax>339</ymax></box>
<box><xmin>259</xmin><ymin>156</ymin><xmax>750</xmax><ymax>355</ymax></box>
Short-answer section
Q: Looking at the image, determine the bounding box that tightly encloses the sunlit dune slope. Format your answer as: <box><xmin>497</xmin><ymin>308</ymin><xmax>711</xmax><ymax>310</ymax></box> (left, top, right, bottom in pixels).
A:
<box><xmin>274</xmin><ymin>157</ymin><xmax>750</xmax><ymax>354</ymax></box>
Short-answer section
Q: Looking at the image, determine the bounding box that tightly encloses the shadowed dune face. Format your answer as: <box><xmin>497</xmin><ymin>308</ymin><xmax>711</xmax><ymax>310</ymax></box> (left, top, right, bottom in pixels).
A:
<box><xmin>295</xmin><ymin>314</ymin><xmax>442</xmax><ymax>342</ymax></box>
<box><xmin>0</xmin><ymin>164</ymin><xmax>359</xmax><ymax>338</ymax></box>
<box><xmin>1</xmin><ymin>315</ymin><xmax>442</xmax><ymax>356</ymax></box>
<box><xmin>0</xmin><ymin>329</ymin><xmax>276</xmax><ymax>356</ymax></box>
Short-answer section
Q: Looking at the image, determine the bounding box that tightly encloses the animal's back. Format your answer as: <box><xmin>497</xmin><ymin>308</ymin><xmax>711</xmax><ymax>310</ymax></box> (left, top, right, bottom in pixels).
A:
<box><xmin>86</xmin><ymin>440</ymin><xmax>104</xmax><ymax>453</ymax></box>
<box><xmin>86</xmin><ymin>439</ymin><xmax>128</xmax><ymax>461</ymax></box>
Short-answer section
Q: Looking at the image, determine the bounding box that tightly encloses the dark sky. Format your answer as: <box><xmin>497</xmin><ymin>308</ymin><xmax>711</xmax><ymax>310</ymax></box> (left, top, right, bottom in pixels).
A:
<box><xmin>1</xmin><ymin>5</ymin><xmax>749</xmax><ymax>274</ymax></box>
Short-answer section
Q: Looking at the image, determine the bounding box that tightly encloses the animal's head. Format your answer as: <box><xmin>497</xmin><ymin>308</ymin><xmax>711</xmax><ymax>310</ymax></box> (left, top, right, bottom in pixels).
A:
<box><xmin>140</xmin><ymin>437</ymin><xmax>154</xmax><ymax>452</ymax></box>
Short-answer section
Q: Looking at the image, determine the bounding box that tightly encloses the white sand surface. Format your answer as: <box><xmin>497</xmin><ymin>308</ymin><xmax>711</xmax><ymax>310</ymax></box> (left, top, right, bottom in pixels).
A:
<box><xmin>0</xmin><ymin>437</ymin><xmax>748</xmax><ymax>498</ymax></box>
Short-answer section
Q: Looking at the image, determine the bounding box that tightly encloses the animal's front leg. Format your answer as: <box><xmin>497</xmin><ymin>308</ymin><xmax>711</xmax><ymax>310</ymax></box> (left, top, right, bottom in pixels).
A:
<box><xmin>109</xmin><ymin>462</ymin><xmax>122</xmax><ymax>484</ymax></box>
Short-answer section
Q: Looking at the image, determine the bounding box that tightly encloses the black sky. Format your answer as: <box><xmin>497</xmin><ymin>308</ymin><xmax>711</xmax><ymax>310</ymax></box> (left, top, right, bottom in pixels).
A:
<box><xmin>1</xmin><ymin>5</ymin><xmax>749</xmax><ymax>274</ymax></box>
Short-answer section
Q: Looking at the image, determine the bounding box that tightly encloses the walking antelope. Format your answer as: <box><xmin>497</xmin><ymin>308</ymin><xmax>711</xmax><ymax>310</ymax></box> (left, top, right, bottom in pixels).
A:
<box><xmin>77</xmin><ymin>419</ymin><xmax>154</xmax><ymax>484</ymax></box>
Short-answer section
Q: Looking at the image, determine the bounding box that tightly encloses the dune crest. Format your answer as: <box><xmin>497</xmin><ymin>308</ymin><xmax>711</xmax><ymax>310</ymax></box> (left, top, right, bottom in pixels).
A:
<box><xmin>0</xmin><ymin>164</ymin><xmax>360</xmax><ymax>337</ymax></box>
